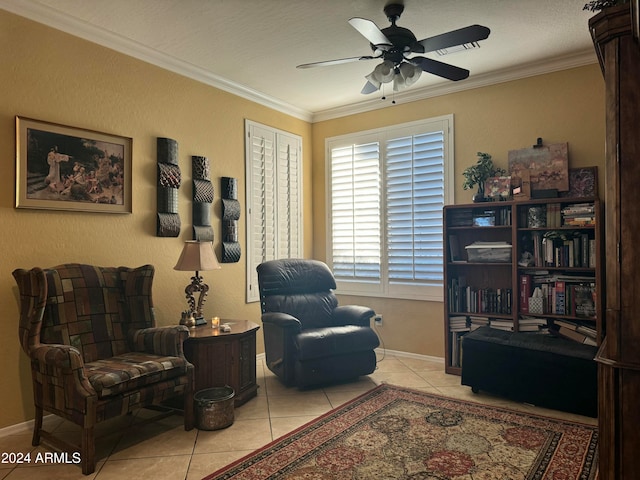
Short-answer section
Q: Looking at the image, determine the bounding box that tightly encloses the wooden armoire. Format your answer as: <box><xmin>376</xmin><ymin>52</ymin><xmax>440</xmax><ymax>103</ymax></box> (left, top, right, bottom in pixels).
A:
<box><xmin>590</xmin><ymin>2</ymin><xmax>640</xmax><ymax>478</ymax></box>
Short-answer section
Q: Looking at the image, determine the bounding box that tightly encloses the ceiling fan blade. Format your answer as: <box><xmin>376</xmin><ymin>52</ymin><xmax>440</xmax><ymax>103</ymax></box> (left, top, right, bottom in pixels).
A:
<box><xmin>411</xmin><ymin>57</ymin><xmax>470</xmax><ymax>81</ymax></box>
<box><xmin>297</xmin><ymin>56</ymin><xmax>376</xmax><ymax>69</ymax></box>
<box><xmin>348</xmin><ymin>17</ymin><xmax>393</xmax><ymax>49</ymax></box>
<box><xmin>418</xmin><ymin>25</ymin><xmax>490</xmax><ymax>53</ymax></box>
<box><xmin>361</xmin><ymin>80</ymin><xmax>381</xmax><ymax>95</ymax></box>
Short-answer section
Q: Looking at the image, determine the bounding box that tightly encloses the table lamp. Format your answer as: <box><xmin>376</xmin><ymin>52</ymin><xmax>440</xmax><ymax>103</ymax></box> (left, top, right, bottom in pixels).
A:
<box><xmin>174</xmin><ymin>240</ymin><xmax>221</xmax><ymax>326</ymax></box>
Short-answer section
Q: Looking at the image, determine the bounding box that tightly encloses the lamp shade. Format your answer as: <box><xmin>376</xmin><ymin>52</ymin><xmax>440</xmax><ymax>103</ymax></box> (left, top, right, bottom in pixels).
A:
<box><xmin>399</xmin><ymin>62</ymin><xmax>421</xmax><ymax>87</ymax></box>
<box><xmin>174</xmin><ymin>240</ymin><xmax>221</xmax><ymax>272</ymax></box>
<box><xmin>372</xmin><ymin>60</ymin><xmax>395</xmax><ymax>83</ymax></box>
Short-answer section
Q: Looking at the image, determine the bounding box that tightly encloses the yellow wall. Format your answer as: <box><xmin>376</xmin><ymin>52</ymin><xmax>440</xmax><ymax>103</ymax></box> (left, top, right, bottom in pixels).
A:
<box><xmin>0</xmin><ymin>11</ymin><xmax>312</xmax><ymax>428</ymax></box>
<box><xmin>312</xmin><ymin>65</ymin><xmax>606</xmax><ymax>358</ymax></box>
<box><xmin>0</xmin><ymin>7</ymin><xmax>606</xmax><ymax>429</ymax></box>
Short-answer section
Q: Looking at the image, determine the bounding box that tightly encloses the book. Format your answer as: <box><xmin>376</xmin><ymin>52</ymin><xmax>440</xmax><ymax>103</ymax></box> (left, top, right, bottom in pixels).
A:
<box><xmin>555</xmin><ymin>281</ymin><xmax>566</xmax><ymax>315</ymax></box>
<box><xmin>573</xmin><ymin>284</ymin><xmax>596</xmax><ymax>318</ymax></box>
<box><xmin>448</xmin><ymin>235</ymin><xmax>461</xmax><ymax>262</ymax></box>
<box><xmin>520</xmin><ymin>274</ymin><xmax>532</xmax><ymax>314</ymax></box>
<box><xmin>490</xmin><ymin>319</ymin><xmax>514</xmax><ymax>331</ymax></box>
<box><xmin>554</xmin><ymin>325</ymin><xmax>596</xmax><ymax>346</ymax></box>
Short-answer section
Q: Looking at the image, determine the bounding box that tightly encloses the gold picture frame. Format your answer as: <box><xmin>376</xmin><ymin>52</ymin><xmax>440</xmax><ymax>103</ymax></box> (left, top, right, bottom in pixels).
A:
<box><xmin>16</xmin><ymin>116</ymin><xmax>132</xmax><ymax>213</ymax></box>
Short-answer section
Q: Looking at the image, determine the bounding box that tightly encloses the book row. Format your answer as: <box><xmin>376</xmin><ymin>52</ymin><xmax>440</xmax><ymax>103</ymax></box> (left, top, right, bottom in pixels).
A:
<box><xmin>522</xmin><ymin>231</ymin><xmax>596</xmax><ymax>269</ymax></box>
<box><xmin>518</xmin><ymin>202</ymin><xmax>596</xmax><ymax>229</ymax></box>
<box><xmin>447</xmin><ymin>279</ymin><xmax>513</xmax><ymax>314</ymax></box>
<box><xmin>520</xmin><ymin>275</ymin><xmax>596</xmax><ymax>318</ymax></box>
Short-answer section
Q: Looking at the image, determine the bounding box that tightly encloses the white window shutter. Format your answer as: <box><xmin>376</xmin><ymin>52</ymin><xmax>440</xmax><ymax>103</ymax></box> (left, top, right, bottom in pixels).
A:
<box><xmin>245</xmin><ymin>121</ymin><xmax>302</xmax><ymax>302</ymax></box>
<box><xmin>326</xmin><ymin>115</ymin><xmax>452</xmax><ymax>301</ymax></box>
<box><xmin>386</xmin><ymin>131</ymin><xmax>445</xmax><ymax>285</ymax></box>
<box><xmin>330</xmin><ymin>143</ymin><xmax>381</xmax><ymax>282</ymax></box>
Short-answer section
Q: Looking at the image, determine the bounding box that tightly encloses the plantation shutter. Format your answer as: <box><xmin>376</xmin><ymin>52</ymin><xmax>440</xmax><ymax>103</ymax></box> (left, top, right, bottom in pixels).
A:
<box><xmin>245</xmin><ymin>121</ymin><xmax>302</xmax><ymax>302</ymax></box>
<box><xmin>330</xmin><ymin>142</ymin><xmax>381</xmax><ymax>283</ymax></box>
<box><xmin>386</xmin><ymin>131</ymin><xmax>445</xmax><ymax>287</ymax></box>
<box><xmin>326</xmin><ymin>115</ymin><xmax>452</xmax><ymax>301</ymax></box>
<box><xmin>276</xmin><ymin>132</ymin><xmax>302</xmax><ymax>260</ymax></box>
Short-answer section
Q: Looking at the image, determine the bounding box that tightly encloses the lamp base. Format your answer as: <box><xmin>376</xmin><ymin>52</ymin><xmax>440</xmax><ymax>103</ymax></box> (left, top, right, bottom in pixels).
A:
<box><xmin>194</xmin><ymin>316</ymin><xmax>207</xmax><ymax>326</ymax></box>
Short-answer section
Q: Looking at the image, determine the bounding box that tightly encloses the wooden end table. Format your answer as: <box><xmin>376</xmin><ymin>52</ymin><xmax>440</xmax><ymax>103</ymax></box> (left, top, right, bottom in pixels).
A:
<box><xmin>183</xmin><ymin>319</ymin><xmax>260</xmax><ymax>407</ymax></box>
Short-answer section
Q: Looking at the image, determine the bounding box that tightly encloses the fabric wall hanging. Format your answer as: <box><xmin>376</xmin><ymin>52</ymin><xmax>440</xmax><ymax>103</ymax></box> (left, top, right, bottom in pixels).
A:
<box><xmin>221</xmin><ymin>176</ymin><xmax>241</xmax><ymax>263</ymax></box>
<box><xmin>156</xmin><ymin>137</ymin><xmax>181</xmax><ymax>237</ymax></box>
<box><xmin>192</xmin><ymin>156</ymin><xmax>214</xmax><ymax>241</ymax></box>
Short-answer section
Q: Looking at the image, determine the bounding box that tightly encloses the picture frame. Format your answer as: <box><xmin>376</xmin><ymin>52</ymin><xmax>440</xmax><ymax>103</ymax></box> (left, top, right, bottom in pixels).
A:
<box><xmin>486</xmin><ymin>176</ymin><xmax>512</xmax><ymax>200</ymax></box>
<box><xmin>560</xmin><ymin>167</ymin><xmax>598</xmax><ymax>198</ymax></box>
<box><xmin>15</xmin><ymin>116</ymin><xmax>132</xmax><ymax>213</ymax></box>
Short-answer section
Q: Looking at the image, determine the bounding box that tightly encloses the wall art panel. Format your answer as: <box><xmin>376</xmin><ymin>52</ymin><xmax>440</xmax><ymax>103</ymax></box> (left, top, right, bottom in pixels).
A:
<box><xmin>221</xmin><ymin>176</ymin><xmax>241</xmax><ymax>263</ymax></box>
<box><xmin>156</xmin><ymin>137</ymin><xmax>181</xmax><ymax>236</ymax></box>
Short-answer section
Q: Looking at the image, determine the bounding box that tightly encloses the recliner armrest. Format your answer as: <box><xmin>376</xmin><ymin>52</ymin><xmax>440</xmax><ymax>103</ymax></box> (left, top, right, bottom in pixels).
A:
<box><xmin>262</xmin><ymin>312</ymin><xmax>302</xmax><ymax>330</ymax></box>
<box><xmin>130</xmin><ymin>325</ymin><xmax>190</xmax><ymax>357</ymax></box>
<box><xmin>332</xmin><ymin>305</ymin><xmax>375</xmax><ymax>327</ymax></box>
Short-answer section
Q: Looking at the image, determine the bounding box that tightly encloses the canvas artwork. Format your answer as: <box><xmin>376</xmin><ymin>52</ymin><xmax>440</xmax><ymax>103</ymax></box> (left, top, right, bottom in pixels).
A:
<box><xmin>560</xmin><ymin>167</ymin><xmax>598</xmax><ymax>198</ymax></box>
<box><xmin>508</xmin><ymin>142</ymin><xmax>569</xmax><ymax>193</ymax></box>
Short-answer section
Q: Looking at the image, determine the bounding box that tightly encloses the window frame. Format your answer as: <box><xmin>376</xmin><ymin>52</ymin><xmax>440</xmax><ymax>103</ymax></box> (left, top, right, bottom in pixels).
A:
<box><xmin>325</xmin><ymin>115</ymin><xmax>454</xmax><ymax>302</ymax></box>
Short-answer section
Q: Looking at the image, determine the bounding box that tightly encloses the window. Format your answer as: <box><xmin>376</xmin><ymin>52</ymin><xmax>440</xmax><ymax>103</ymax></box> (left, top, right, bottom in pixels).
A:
<box><xmin>245</xmin><ymin>120</ymin><xmax>302</xmax><ymax>302</ymax></box>
<box><xmin>326</xmin><ymin>115</ymin><xmax>454</xmax><ymax>301</ymax></box>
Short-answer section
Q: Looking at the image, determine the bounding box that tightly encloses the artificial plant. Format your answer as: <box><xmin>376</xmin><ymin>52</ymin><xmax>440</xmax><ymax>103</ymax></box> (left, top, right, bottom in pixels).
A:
<box><xmin>462</xmin><ymin>152</ymin><xmax>506</xmax><ymax>193</ymax></box>
<box><xmin>583</xmin><ymin>0</ymin><xmax>629</xmax><ymax>11</ymax></box>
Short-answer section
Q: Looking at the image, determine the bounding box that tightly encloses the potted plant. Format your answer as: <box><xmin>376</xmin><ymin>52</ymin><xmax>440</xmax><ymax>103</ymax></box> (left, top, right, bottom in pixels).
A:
<box><xmin>583</xmin><ymin>0</ymin><xmax>628</xmax><ymax>11</ymax></box>
<box><xmin>462</xmin><ymin>152</ymin><xmax>506</xmax><ymax>202</ymax></box>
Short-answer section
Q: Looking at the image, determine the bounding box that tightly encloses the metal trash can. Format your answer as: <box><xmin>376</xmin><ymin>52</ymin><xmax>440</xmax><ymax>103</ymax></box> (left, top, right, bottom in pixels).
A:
<box><xmin>194</xmin><ymin>386</ymin><xmax>235</xmax><ymax>430</ymax></box>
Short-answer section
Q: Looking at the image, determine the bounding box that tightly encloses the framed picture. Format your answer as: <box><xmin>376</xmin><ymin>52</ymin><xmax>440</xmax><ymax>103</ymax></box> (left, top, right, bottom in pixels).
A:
<box><xmin>560</xmin><ymin>167</ymin><xmax>598</xmax><ymax>198</ymax></box>
<box><xmin>16</xmin><ymin>116</ymin><xmax>132</xmax><ymax>213</ymax></box>
<box><xmin>486</xmin><ymin>176</ymin><xmax>512</xmax><ymax>200</ymax></box>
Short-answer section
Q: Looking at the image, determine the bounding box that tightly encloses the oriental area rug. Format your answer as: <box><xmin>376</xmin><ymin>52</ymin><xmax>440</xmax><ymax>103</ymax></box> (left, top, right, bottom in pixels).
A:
<box><xmin>203</xmin><ymin>384</ymin><xmax>598</xmax><ymax>480</ymax></box>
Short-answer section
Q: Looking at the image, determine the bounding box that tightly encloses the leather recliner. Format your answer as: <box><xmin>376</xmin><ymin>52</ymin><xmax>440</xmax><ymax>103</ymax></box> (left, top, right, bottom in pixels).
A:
<box><xmin>256</xmin><ymin>259</ymin><xmax>380</xmax><ymax>388</ymax></box>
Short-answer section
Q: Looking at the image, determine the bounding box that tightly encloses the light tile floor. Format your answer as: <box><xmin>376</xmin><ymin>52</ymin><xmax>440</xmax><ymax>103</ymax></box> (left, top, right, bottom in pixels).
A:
<box><xmin>0</xmin><ymin>353</ymin><xmax>597</xmax><ymax>480</ymax></box>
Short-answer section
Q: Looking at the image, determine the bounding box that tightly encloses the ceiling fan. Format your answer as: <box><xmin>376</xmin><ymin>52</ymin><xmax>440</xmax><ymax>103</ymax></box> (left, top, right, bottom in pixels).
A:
<box><xmin>297</xmin><ymin>2</ymin><xmax>490</xmax><ymax>95</ymax></box>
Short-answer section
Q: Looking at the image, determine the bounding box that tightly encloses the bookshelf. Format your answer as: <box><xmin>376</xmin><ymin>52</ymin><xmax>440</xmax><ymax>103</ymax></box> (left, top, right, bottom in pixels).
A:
<box><xmin>443</xmin><ymin>196</ymin><xmax>602</xmax><ymax>375</ymax></box>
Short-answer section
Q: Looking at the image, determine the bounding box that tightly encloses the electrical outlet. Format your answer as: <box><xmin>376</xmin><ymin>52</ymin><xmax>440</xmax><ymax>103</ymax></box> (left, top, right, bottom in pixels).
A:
<box><xmin>373</xmin><ymin>314</ymin><xmax>383</xmax><ymax>326</ymax></box>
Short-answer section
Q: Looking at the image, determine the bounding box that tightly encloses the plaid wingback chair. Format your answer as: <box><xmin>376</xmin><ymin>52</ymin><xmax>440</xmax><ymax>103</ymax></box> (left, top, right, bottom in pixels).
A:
<box><xmin>12</xmin><ymin>263</ymin><xmax>195</xmax><ymax>475</ymax></box>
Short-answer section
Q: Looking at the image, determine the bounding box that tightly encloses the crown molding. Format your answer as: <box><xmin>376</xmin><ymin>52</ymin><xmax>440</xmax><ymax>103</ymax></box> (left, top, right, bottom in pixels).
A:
<box><xmin>0</xmin><ymin>0</ymin><xmax>314</xmax><ymax>122</ymax></box>
<box><xmin>2</xmin><ymin>0</ymin><xmax>597</xmax><ymax>125</ymax></box>
<box><xmin>311</xmin><ymin>49</ymin><xmax>598</xmax><ymax>122</ymax></box>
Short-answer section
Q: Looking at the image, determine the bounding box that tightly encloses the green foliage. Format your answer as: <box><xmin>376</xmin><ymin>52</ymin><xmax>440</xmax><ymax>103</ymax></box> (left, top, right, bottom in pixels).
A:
<box><xmin>583</xmin><ymin>0</ymin><xmax>628</xmax><ymax>12</ymax></box>
<box><xmin>462</xmin><ymin>152</ymin><xmax>506</xmax><ymax>191</ymax></box>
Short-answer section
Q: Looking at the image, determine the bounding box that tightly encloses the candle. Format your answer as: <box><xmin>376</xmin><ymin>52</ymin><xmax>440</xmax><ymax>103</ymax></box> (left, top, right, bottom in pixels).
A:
<box><xmin>211</xmin><ymin>316</ymin><xmax>220</xmax><ymax>328</ymax></box>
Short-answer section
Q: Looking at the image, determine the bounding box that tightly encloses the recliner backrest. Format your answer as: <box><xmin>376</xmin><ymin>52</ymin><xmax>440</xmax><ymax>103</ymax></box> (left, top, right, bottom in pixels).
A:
<box><xmin>257</xmin><ymin>259</ymin><xmax>339</xmax><ymax>329</ymax></box>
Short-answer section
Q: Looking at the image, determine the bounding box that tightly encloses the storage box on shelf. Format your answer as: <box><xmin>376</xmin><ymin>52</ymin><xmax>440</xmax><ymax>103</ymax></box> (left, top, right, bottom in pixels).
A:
<box><xmin>443</xmin><ymin>197</ymin><xmax>602</xmax><ymax>376</ymax></box>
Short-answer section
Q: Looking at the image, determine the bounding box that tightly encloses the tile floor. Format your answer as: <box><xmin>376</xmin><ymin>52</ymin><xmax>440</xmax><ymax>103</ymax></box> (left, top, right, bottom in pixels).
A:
<box><xmin>0</xmin><ymin>353</ymin><xmax>596</xmax><ymax>480</ymax></box>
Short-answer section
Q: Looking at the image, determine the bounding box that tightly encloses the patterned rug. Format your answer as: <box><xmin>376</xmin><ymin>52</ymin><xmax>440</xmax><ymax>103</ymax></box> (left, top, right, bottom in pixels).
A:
<box><xmin>203</xmin><ymin>384</ymin><xmax>598</xmax><ymax>480</ymax></box>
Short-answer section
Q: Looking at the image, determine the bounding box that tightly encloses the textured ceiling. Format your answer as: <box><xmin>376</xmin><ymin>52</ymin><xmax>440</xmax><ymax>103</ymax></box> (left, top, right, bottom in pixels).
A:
<box><xmin>2</xmin><ymin>0</ymin><xmax>598</xmax><ymax>119</ymax></box>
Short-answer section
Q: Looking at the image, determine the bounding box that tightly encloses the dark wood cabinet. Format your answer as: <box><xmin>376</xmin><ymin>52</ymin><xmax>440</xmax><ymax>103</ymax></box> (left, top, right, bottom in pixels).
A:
<box><xmin>590</xmin><ymin>3</ymin><xmax>640</xmax><ymax>479</ymax></box>
<box><xmin>183</xmin><ymin>320</ymin><xmax>260</xmax><ymax>407</ymax></box>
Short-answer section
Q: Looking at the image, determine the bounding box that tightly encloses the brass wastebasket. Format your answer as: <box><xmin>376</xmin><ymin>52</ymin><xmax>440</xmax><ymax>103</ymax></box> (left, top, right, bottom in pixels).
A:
<box><xmin>194</xmin><ymin>386</ymin><xmax>235</xmax><ymax>430</ymax></box>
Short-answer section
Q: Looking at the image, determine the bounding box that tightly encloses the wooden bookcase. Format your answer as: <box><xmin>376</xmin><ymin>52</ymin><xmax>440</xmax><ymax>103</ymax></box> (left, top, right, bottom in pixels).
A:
<box><xmin>443</xmin><ymin>197</ymin><xmax>602</xmax><ymax>375</ymax></box>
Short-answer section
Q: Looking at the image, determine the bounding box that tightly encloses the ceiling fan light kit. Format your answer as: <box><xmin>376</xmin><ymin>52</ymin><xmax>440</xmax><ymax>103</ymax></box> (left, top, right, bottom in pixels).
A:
<box><xmin>297</xmin><ymin>3</ymin><xmax>490</xmax><ymax>97</ymax></box>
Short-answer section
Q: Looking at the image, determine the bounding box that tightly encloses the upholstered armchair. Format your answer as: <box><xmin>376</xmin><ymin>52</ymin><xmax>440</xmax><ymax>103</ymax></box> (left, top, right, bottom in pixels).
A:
<box><xmin>256</xmin><ymin>259</ymin><xmax>380</xmax><ymax>389</ymax></box>
<box><xmin>12</xmin><ymin>263</ymin><xmax>194</xmax><ymax>475</ymax></box>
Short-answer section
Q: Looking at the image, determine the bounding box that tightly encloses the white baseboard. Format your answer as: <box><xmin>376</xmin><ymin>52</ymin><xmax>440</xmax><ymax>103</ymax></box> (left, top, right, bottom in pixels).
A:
<box><xmin>376</xmin><ymin>348</ymin><xmax>444</xmax><ymax>364</ymax></box>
